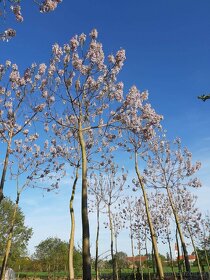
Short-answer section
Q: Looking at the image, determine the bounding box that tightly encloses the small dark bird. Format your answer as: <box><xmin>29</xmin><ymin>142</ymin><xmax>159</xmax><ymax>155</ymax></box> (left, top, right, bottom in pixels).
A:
<box><xmin>197</xmin><ymin>94</ymin><xmax>210</xmax><ymax>102</ymax></box>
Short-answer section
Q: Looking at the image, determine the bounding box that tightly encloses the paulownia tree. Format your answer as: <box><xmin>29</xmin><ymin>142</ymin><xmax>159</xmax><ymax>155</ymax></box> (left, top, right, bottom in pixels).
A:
<box><xmin>200</xmin><ymin>214</ymin><xmax>210</xmax><ymax>272</ymax></box>
<box><xmin>174</xmin><ymin>188</ymin><xmax>203</xmax><ymax>279</ymax></box>
<box><xmin>143</xmin><ymin>137</ymin><xmax>201</xmax><ymax>273</ymax></box>
<box><xmin>0</xmin><ymin>131</ymin><xmax>64</xmax><ymax>280</ymax></box>
<box><xmin>0</xmin><ymin>61</ymin><xmax>49</xmax><ymax>203</ymax></box>
<box><xmin>120</xmin><ymin>196</ymin><xmax>137</xmax><ymax>279</ymax></box>
<box><xmin>151</xmin><ymin>194</ymin><xmax>175</xmax><ymax>278</ymax></box>
<box><xmin>112</xmin><ymin>212</ymin><xmax>123</xmax><ymax>280</ymax></box>
<box><xmin>47</xmin><ymin>127</ymin><xmax>82</xmax><ymax>280</ymax></box>
<box><xmin>118</xmin><ymin>87</ymin><xmax>164</xmax><ymax>279</ymax></box>
<box><xmin>39</xmin><ymin>28</ymin><xmax>129</xmax><ymax>280</ymax></box>
<box><xmin>88</xmin><ymin>171</ymin><xmax>105</xmax><ymax>280</ymax></box>
<box><xmin>100</xmin><ymin>163</ymin><xmax>126</xmax><ymax>280</ymax></box>
<box><xmin>133</xmin><ymin>196</ymin><xmax>150</xmax><ymax>279</ymax></box>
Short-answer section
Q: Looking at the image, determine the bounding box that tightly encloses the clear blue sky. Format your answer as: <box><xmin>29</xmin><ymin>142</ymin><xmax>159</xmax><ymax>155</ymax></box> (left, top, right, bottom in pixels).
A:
<box><xmin>1</xmin><ymin>0</ymin><xmax>210</xmax><ymax>257</ymax></box>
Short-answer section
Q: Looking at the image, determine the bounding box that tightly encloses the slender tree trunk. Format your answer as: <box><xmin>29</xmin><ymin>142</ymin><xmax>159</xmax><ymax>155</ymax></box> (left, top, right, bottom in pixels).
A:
<box><xmin>69</xmin><ymin>166</ymin><xmax>79</xmax><ymax>280</ymax></box>
<box><xmin>138</xmin><ymin>241</ymin><xmax>144</xmax><ymax>280</ymax></box>
<box><xmin>130</xmin><ymin>226</ymin><xmax>136</xmax><ymax>280</ymax></box>
<box><xmin>151</xmin><ymin>247</ymin><xmax>156</xmax><ymax>275</ymax></box>
<box><xmin>145</xmin><ymin>233</ymin><xmax>151</xmax><ymax>280</ymax></box>
<box><xmin>204</xmin><ymin>247</ymin><xmax>210</xmax><ymax>278</ymax></box>
<box><xmin>176</xmin><ymin>230</ymin><xmax>183</xmax><ymax>280</ymax></box>
<box><xmin>95</xmin><ymin>200</ymin><xmax>100</xmax><ymax>280</ymax></box>
<box><xmin>167</xmin><ymin>231</ymin><xmax>176</xmax><ymax>280</ymax></box>
<box><xmin>114</xmin><ymin>233</ymin><xmax>119</xmax><ymax>280</ymax></box>
<box><xmin>108</xmin><ymin>204</ymin><xmax>116</xmax><ymax>280</ymax></box>
<box><xmin>0</xmin><ymin>133</ymin><xmax>13</xmax><ymax>204</ymax></box>
<box><xmin>202</xmin><ymin>227</ymin><xmax>210</xmax><ymax>278</ymax></box>
<box><xmin>134</xmin><ymin>151</ymin><xmax>164</xmax><ymax>280</ymax></box>
<box><xmin>187</xmin><ymin>225</ymin><xmax>203</xmax><ymax>280</ymax></box>
<box><xmin>78</xmin><ymin>122</ymin><xmax>91</xmax><ymax>280</ymax></box>
<box><xmin>166</xmin><ymin>186</ymin><xmax>191</xmax><ymax>273</ymax></box>
<box><xmin>0</xmin><ymin>193</ymin><xmax>20</xmax><ymax>280</ymax></box>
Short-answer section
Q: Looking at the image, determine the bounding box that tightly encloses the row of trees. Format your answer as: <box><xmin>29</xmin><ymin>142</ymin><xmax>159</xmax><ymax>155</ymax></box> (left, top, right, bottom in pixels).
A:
<box><xmin>88</xmin><ymin>157</ymin><xmax>210</xmax><ymax>280</ymax></box>
<box><xmin>0</xmin><ymin>192</ymin><xmax>209</xmax><ymax>278</ymax></box>
<box><xmin>0</xmin><ymin>6</ymin><xmax>209</xmax><ymax>279</ymax></box>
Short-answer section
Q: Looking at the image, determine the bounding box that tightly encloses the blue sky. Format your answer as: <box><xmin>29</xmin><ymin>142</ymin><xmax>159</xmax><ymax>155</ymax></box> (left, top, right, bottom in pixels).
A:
<box><xmin>1</xmin><ymin>0</ymin><xmax>210</xmax><ymax>257</ymax></box>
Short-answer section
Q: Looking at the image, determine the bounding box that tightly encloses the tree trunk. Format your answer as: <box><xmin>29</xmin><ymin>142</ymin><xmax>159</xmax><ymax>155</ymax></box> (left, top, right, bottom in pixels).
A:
<box><xmin>69</xmin><ymin>166</ymin><xmax>79</xmax><ymax>280</ymax></box>
<box><xmin>187</xmin><ymin>225</ymin><xmax>203</xmax><ymax>280</ymax></box>
<box><xmin>114</xmin><ymin>233</ymin><xmax>119</xmax><ymax>280</ymax></box>
<box><xmin>0</xmin><ymin>133</ymin><xmax>13</xmax><ymax>204</ymax></box>
<box><xmin>176</xmin><ymin>229</ymin><xmax>183</xmax><ymax>280</ymax></box>
<box><xmin>203</xmin><ymin>228</ymin><xmax>210</xmax><ymax>278</ymax></box>
<box><xmin>95</xmin><ymin>200</ymin><xmax>100</xmax><ymax>280</ymax></box>
<box><xmin>130</xmin><ymin>228</ymin><xmax>136</xmax><ymax>280</ymax></box>
<box><xmin>144</xmin><ymin>232</ymin><xmax>151</xmax><ymax>280</ymax></box>
<box><xmin>166</xmin><ymin>186</ymin><xmax>191</xmax><ymax>273</ymax></box>
<box><xmin>167</xmin><ymin>231</ymin><xmax>176</xmax><ymax>280</ymax></box>
<box><xmin>204</xmin><ymin>247</ymin><xmax>210</xmax><ymax>278</ymax></box>
<box><xmin>108</xmin><ymin>204</ymin><xmax>116</xmax><ymax>280</ymax></box>
<box><xmin>138</xmin><ymin>241</ymin><xmax>144</xmax><ymax>280</ymax></box>
<box><xmin>0</xmin><ymin>193</ymin><xmax>20</xmax><ymax>280</ymax></box>
<box><xmin>134</xmin><ymin>151</ymin><xmax>164</xmax><ymax>280</ymax></box>
<box><xmin>151</xmin><ymin>247</ymin><xmax>156</xmax><ymax>275</ymax></box>
<box><xmin>78</xmin><ymin>122</ymin><xmax>91</xmax><ymax>280</ymax></box>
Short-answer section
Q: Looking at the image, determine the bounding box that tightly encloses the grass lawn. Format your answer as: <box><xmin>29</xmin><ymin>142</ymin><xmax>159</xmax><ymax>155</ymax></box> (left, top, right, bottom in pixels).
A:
<box><xmin>17</xmin><ymin>265</ymin><xmax>209</xmax><ymax>278</ymax></box>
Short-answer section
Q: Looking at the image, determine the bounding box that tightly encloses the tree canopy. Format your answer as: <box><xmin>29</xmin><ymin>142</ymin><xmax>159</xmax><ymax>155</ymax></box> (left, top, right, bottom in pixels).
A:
<box><xmin>33</xmin><ymin>237</ymin><xmax>82</xmax><ymax>273</ymax></box>
<box><xmin>0</xmin><ymin>198</ymin><xmax>33</xmax><ymax>264</ymax></box>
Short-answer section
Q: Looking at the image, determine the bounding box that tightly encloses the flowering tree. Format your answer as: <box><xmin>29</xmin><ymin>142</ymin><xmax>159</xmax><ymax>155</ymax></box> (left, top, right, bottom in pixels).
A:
<box><xmin>88</xmin><ymin>171</ymin><xmax>105</xmax><ymax>280</ymax></box>
<box><xmin>174</xmin><ymin>188</ymin><xmax>203</xmax><ymax>279</ymax></box>
<box><xmin>153</xmin><ymin>194</ymin><xmax>175</xmax><ymax>278</ymax></box>
<box><xmin>100</xmin><ymin>163</ymin><xmax>126</xmax><ymax>280</ymax></box>
<box><xmin>0</xmin><ymin>130</ymin><xmax>63</xmax><ymax>280</ymax></box>
<box><xmin>46</xmin><ymin>127</ymin><xmax>82</xmax><ymax>280</ymax></box>
<box><xmin>120</xmin><ymin>196</ymin><xmax>137</xmax><ymax>278</ymax></box>
<box><xmin>68</xmin><ymin>164</ymin><xmax>80</xmax><ymax>280</ymax></box>
<box><xmin>148</xmin><ymin>191</ymin><xmax>168</xmax><ymax>241</ymax></box>
<box><xmin>39</xmin><ymin>28</ymin><xmax>130</xmax><ymax>280</ymax></box>
<box><xmin>200</xmin><ymin>214</ymin><xmax>210</xmax><ymax>272</ymax></box>
<box><xmin>0</xmin><ymin>61</ymin><xmax>48</xmax><ymax>203</ymax></box>
<box><xmin>0</xmin><ymin>0</ymin><xmax>62</xmax><ymax>41</ymax></box>
<box><xmin>133</xmin><ymin>196</ymin><xmax>150</xmax><ymax>278</ymax></box>
<box><xmin>143</xmin><ymin>137</ymin><xmax>201</xmax><ymax>273</ymax></box>
<box><xmin>118</xmin><ymin>87</ymin><xmax>164</xmax><ymax>279</ymax></box>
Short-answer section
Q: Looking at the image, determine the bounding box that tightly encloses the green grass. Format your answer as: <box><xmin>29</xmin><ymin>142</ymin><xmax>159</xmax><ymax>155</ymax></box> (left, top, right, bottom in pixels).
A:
<box><xmin>16</xmin><ymin>265</ymin><xmax>210</xmax><ymax>278</ymax></box>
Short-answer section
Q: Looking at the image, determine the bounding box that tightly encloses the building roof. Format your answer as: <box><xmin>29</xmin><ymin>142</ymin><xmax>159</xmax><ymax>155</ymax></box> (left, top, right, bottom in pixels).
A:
<box><xmin>178</xmin><ymin>255</ymin><xmax>196</xmax><ymax>261</ymax></box>
<box><xmin>126</xmin><ymin>256</ymin><xmax>148</xmax><ymax>262</ymax></box>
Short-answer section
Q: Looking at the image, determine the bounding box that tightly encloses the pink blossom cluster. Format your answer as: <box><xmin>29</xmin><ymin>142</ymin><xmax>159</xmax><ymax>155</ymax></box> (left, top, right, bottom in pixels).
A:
<box><xmin>174</xmin><ymin>188</ymin><xmax>202</xmax><ymax>236</ymax></box>
<box><xmin>143</xmin><ymin>137</ymin><xmax>202</xmax><ymax>191</ymax></box>
<box><xmin>118</xmin><ymin>86</ymin><xmax>163</xmax><ymax>143</ymax></box>
<box><xmin>9</xmin><ymin>129</ymin><xmax>65</xmax><ymax>193</ymax></box>
<box><xmin>40</xmin><ymin>0</ymin><xmax>62</xmax><ymax>13</ymax></box>
<box><xmin>0</xmin><ymin>61</ymin><xmax>49</xmax><ymax>142</ymax></box>
<box><xmin>11</xmin><ymin>5</ymin><xmax>23</xmax><ymax>22</ymax></box>
<box><xmin>2</xmin><ymin>29</ymin><xmax>16</xmax><ymax>41</ymax></box>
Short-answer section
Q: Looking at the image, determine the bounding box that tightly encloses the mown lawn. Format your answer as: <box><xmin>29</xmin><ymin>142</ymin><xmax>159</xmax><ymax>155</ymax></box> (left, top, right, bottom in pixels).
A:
<box><xmin>17</xmin><ymin>266</ymin><xmax>209</xmax><ymax>278</ymax></box>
